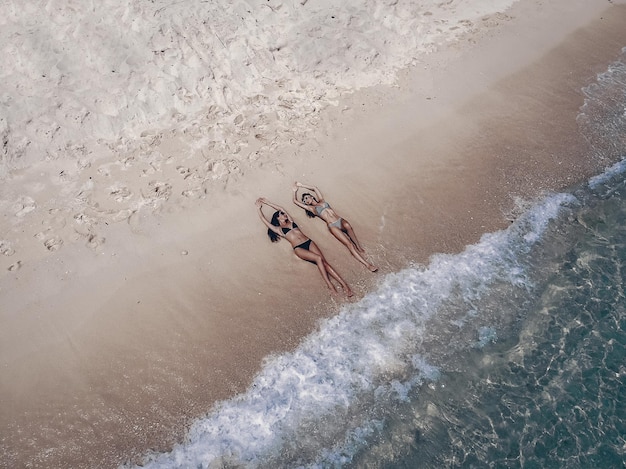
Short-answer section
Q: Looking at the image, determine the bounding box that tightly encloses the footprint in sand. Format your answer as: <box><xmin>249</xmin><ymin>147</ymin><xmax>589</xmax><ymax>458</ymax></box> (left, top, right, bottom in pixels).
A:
<box><xmin>8</xmin><ymin>261</ymin><xmax>22</xmax><ymax>271</ymax></box>
<box><xmin>109</xmin><ymin>186</ymin><xmax>133</xmax><ymax>202</ymax></box>
<box><xmin>207</xmin><ymin>159</ymin><xmax>241</xmax><ymax>180</ymax></box>
<box><xmin>119</xmin><ymin>156</ymin><xmax>136</xmax><ymax>169</ymax></box>
<box><xmin>141</xmin><ymin>166</ymin><xmax>157</xmax><ymax>177</ymax></box>
<box><xmin>44</xmin><ymin>236</ymin><xmax>64</xmax><ymax>252</ymax></box>
<box><xmin>143</xmin><ymin>180</ymin><xmax>172</xmax><ymax>201</ymax></box>
<box><xmin>177</xmin><ymin>166</ymin><xmax>191</xmax><ymax>178</ymax></box>
<box><xmin>75</xmin><ymin>180</ymin><xmax>95</xmax><ymax>203</ymax></box>
<box><xmin>0</xmin><ymin>240</ymin><xmax>15</xmax><ymax>256</ymax></box>
<box><xmin>14</xmin><ymin>196</ymin><xmax>37</xmax><ymax>218</ymax></box>
<box><xmin>34</xmin><ymin>229</ymin><xmax>50</xmax><ymax>240</ymax></box>
<box><xmin>74</xmin><ymin>212</ymin><xmax>97</xmax><ymax>226</ymax></box>
<box><xmin>86</xmin><ymin>234</ymin><xmax>105</xmax><ymax>250</ymax></box>
<box><xmin>97</xmin><ymin>166</ymin><xmax>111</xmax><ymax>177</ymax></box>
<box><xmin>182</xmin><ymin>187</ymin><xmax>206</xmax><ymax>199</ymax></box>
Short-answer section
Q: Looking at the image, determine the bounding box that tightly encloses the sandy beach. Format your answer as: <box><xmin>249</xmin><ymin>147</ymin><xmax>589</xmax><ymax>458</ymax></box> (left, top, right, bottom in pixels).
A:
<box><xmin>2</xmin><ymin>0</ymin><xmax>626</xmax><ymax>467</ymax></box>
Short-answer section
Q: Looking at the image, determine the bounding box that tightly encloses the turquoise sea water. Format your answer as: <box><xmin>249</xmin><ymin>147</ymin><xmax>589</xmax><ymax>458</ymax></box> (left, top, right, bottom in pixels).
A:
<box><xmin>133</xmin><ymin>49</ymin><xmax>626</xmax><ymax>469</ymax></box>
<box><xmin>357</xmin><ymin>160</ymin><xmax>626</xmax><ymax>468</ymax></box>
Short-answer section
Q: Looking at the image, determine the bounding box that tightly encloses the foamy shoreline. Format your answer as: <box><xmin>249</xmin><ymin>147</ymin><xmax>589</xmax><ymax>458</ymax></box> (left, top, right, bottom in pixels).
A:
<box><xmin>2</xmin><ymin>0</ymin><xmax>626</xmax><ymax>467</ymax></box>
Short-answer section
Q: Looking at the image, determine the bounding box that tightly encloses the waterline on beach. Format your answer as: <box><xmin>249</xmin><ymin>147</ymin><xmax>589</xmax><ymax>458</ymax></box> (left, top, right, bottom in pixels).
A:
<box><xmin>134</xmin><ymin>159</ymin><xmax>626</xmax><ymax>468</ymax></box>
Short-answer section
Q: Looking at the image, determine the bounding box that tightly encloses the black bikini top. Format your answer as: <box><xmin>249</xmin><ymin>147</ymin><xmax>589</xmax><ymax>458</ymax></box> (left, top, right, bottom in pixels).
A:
<box><xmin>281</xmin><ymin>222</ymin><xmax>298</xmax><ymax>234</ymax></box>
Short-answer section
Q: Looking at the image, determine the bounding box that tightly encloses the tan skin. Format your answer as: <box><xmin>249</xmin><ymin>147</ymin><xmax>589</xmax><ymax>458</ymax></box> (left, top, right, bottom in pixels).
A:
<box><xmin>292</xmin><ymin>182</ymin><xmax>378</xmax><ymax>272</ymax></box>
<box><xmin>256</xmin><ymin>198</ymin><xmax>353</xmax><ymax>298</ymax></box>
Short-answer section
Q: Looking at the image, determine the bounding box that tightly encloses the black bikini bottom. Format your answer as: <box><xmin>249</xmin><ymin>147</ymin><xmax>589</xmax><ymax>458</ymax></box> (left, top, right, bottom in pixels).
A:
<box><xmin>293</xmin><ymin>239</ymin><xmax>312</xmax><ymax>251</ymax></box>
<box><xmin>293</xmin><ymin>239</ymin><xmax>317</xmax><ymax>264</ymax></box>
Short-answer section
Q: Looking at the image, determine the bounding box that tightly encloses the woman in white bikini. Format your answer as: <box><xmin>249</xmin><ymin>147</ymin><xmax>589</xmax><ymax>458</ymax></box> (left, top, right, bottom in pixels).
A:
<box><xmin>292</xmin><ymin>182</ymin><xmax>378</xmax><ymax>272</ymax></box>
<box><xmin>256</xmin><ymin>197</ymin><xmax>353</xmax><ymax>297</ymax></box>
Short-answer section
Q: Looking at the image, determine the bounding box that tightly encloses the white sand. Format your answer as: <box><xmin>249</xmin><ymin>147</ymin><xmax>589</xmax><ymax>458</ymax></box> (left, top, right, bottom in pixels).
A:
<box><xmin>1</xmin><ymin>0</ymin><xmax>515</xmax><ymax>176</ymax></box>
<box><xmin>1</xmin><ymin>0</ymin><xmax>626</xmax><ymax>467</ymax></box>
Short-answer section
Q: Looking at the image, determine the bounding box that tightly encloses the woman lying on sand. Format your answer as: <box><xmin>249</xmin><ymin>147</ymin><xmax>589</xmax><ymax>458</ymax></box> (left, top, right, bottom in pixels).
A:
<box><xmin>292</xmin><ymin>182</ymin><xmax>378</xmax><ymax>272</ymax></box>
<box><xmin>256</xmin><ymin>198</ymin><xmax>353</xmax><ymax>298</ymax></box>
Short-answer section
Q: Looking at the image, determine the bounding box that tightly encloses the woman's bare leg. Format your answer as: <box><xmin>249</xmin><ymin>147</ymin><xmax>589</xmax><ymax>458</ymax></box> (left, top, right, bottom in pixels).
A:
<box><xmin>330</xmin><ymin>226</ymin><xmax>378</xmax><ymax>272</ymax></box>
<box><xmin>294</xmin><ymin>247</ymin><xmax>336</xmax><ymax>293</ymax></box>
<box><xmin>306</xmin><ymin>242</ymin><xmax>353</xmax><ymax>296</ymax></box>
<box><xmin>322</xmin><ymin>260</ymin><xmax>354</xmax><ymax>297</ymax></box>
<box><xmin>307</xmin><ymin>242</ymin><xmax>354</xmax><ymax>297</ymax></box>
<box><xmin>342</xmin><ymin>219</ymin><xmax>365</xmax><ymax>253</ymax></box>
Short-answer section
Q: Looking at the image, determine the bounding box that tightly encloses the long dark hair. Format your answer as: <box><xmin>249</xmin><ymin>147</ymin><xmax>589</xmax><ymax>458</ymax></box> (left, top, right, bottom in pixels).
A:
<box><xmin>301</xmin><ymin>193</ymin><xmax>316</xmax><ymax>218</ymax></box>
<box><xmin>268</xmin><ymin>211</ymin><xmax>281</xmax><ymax>242</ymax></box>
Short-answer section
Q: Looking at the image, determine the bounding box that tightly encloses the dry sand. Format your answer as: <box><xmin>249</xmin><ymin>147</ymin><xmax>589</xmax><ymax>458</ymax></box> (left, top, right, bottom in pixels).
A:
<box><xmin>2</xmin><ymin>0</ymin><xmax>626</xmax><ymax>467</ymax></box>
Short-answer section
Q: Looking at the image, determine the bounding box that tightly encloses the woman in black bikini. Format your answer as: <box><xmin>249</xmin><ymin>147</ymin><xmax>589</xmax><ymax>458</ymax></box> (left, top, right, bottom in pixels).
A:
<box><xmin>255</xmin><ymin>198</ymin><xmax>353</xmax><ymax>297</ymax></box>
<box><xmin>292</xmin><ymin>182</ymin><xmax>377</xmax><ymax>272</ymax></box>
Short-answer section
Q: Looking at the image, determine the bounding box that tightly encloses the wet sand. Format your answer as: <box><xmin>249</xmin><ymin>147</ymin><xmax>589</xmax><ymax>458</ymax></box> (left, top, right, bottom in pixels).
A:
<box><xmin>2</xmin><ymin>1</ymin><xmax>626</xmax><ymax>467</ymax></box>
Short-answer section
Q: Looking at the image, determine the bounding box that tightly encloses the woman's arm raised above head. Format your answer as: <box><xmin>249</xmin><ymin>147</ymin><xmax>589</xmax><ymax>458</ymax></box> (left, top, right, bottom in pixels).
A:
<box><xmin>292</xmin><ymin>183</ymin><xmax>309</xmax><ymax>210</ymax></box>
<box><xmin>256</xmin><ymin>199</ymin><xmax>281</xmax><ymax>236</ymax></box>
<box><xmin>297</xmin><ymin>182</ymin><xmax>324</xmax><ymax>202</ymax></box>
<box><xmin>261</xmin><ymin>198</ymin><xmax>287</xmax><ymax>213</ymax></box>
